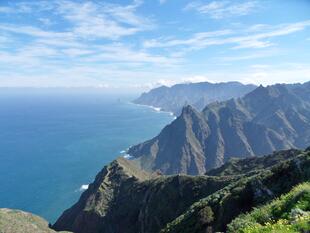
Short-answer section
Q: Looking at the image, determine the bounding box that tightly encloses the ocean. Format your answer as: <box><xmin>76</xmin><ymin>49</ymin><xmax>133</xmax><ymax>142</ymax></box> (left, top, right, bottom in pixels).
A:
<box><xmin>0</xmin><ymin>89</ymin><xmax>174</xmax><ymax>223</ymax></box>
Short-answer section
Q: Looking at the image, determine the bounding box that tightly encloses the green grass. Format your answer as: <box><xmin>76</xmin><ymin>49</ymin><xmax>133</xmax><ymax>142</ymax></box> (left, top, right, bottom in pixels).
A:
<box><xmin>0</xmin><ymin>208</ymin><xmax>72</xmax><ymax>233</ymax></box>
<box><xmin>227</xmin><ymin>182</ymin><xmax>310</xmax><ymax>233</ymax></box>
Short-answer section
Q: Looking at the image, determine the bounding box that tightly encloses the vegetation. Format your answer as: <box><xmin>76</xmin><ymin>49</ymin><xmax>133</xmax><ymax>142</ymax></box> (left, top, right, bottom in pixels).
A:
<box><xmin>1</xmin><ymin>148</ymin><xmax>309</xmax><ymax>233</ymax></box>
<box><xmin>53</xmin><ymin>158</ymin><xmax>235</xmax><ymax>233</ymax></box>
<box><xmin>227</xmin><ymin>182</ymin><xmax>310</xmax><ymax>233</ymax></box>
<box><xmin>0</xmin><ymin>208</ymin><xmax>71</xmax><ymax>233</ymax></box>
<box><xmin>206</xmin><ymin>149</ymin><xmax>301</xmax><ymax>177</ymax></box>
<box><xmin>161</xmin><ymin>150</ymin><xmax>310</xmax><ymax>233</ymax></box>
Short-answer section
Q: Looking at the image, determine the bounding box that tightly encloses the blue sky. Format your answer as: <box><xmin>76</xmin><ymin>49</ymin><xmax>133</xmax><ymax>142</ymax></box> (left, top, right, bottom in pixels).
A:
<box><xmin>0</xmin><ymin>0</ymin><xmax>309</xmax><ymax>91</ymax></box>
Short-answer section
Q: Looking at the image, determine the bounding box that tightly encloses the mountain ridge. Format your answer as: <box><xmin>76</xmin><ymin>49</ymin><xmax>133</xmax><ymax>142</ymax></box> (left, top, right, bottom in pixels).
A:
<box><xmin>133</xmin><ymin>81</ymin><xmax>256</xmax><ymax>115</ymax></box>
<box><xmin>129</xmin><ymin>82</ymin><xmax>310</xmax><ymax>175</ymax></box>
<box><xmin>53</xmin><ymin>147</ymin><xmax>310</xmax><ymax>233</ymax></box>
<box><xmin>53</xmin><ymin>156</ymin><xmax>234</xmax><ymax>233</ymax></box>
<box><xmin>1</xmin><ymin>147</ymin><xmax>308</xmax><ymax>233</ymax></box>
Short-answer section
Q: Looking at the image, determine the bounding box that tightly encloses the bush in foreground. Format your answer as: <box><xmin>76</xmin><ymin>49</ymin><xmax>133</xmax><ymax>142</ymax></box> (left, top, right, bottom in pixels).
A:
<box><xmin>227</xmin><ymin>182</ymin><xmax>310</xmax><ymax>233</ymax></box>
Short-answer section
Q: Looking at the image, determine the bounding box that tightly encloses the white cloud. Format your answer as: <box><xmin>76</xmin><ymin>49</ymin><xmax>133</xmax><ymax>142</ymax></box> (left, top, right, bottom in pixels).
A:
<box><xmin>137</xmin><ymin>76</ymin><xmax>216</xmax><ymax>90</ymax></box>
<box><xmin>0</xmin><ymin>0</ymin><xmax>309</xmax><ymax>89</ymax></box>
<box><xmin>0</xmin><ymin>0</ymin><xmax>152</xmax><ymax>40</ymax></box>
<box><xmin>193</xmin><ymin>63</ymin><xmax>310</xmax><ymax>86</ymax></box>
<box><xmin>82</xmin><ymin>43</ymin><xmax>183</xmax><ymax>66</ymax></box>
<box><xmin>38</xmin><ymin>18</ymin><xmax>53</xmax><ymax>26</ymax></box>
<box><xmin>243</xmin><ymin>64</ymin><xmax>310</xmax><ymax>85</ymax></box>
<box><xmin>0</xmin><ymin>1</ymin><xmax>167</xmax><ymax>70</ymax></box>
<box><xmin>55</xmin><ymin>0</ymin><xmax>150</xmax><ymax>40</ymax></box>
<box><xmin>231</xmin><ymin>40</ymin><xmax>274</xmax><ymax>49</ymax></box>
<box><xmin>143</xmin><ymin>30</ymin><xmax>233</xmax><ymax>48</ymax></box>
<box><xmin>62</xmin><ymin>48</ymin><xmax>94</xmax><ymax>57</ymax></box>
<box><xmin>0</xmin><ymin>1</ymin><xmax>53</xmax><ymax>14</ymax></box>
<box><xmin>181</xmin><ymin>75</ymin><xmax>214</xmax><ymax>84</ymax></box>
<box><xmin>0</xmin><ymin>35</ymin><xmax>10</xmax><ymax>44</ymax></box>
<box><xmin>185</xmin><ymin>1</ymin><xmax>258</xmax><ymax>19</ymax></box>
<box><xmin>143</xmin><ymin>20</ymin><xmax>310</xmax><ymax>51</ymax></box>
<box><xmin>215</xmin><ymin>50</ymin><xmax>278</xmax><ymax>62</ymax></box>
<box><xmin>0</xmin><ymin>6</ymin><xmax>13</xmax><ymax>13</ymax></box>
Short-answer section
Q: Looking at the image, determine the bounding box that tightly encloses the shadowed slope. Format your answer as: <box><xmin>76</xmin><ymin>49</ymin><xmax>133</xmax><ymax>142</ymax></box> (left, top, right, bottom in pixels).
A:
<box><xmin>54</xmin><ymin>148</ymin><xmax>310</xmax><ymax>233</ymax></box>
<box><xmin>133</xmin><ymin>81</ymin><xmax>256</xmax><ymax>115</ymax></box>
<box><xmin>53</xmin><ymin>157</ymin><xmax>233</xmax><ymax>233</ymax></box>
<box><xmin>129</xmin><ymin>82</ymin><xmax>310</xmax><ymax>174</ymax></box>
<box><xmin>129</xmin><ymin>105</ymin><xmax>210</xmax><ymax>175</ymax></box>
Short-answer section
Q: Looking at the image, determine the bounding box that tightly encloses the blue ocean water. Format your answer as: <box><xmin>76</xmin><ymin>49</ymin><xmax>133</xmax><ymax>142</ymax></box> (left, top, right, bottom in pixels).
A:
<box><xmin>0</xmin><ymin>89</ymin><xmax>173</xmax><ymax>223</ymax></box>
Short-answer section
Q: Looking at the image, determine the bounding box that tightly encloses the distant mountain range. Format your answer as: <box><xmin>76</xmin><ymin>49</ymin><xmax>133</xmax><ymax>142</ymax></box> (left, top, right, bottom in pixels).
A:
<box><xmin>128</xmin><ymin>82</ymin><xmax>310</xmax><ymax>175</ymax></box>
<box><xmin>133</xmin><ymin>81</ymin><xmax>256</xmax><ymax>115</ymax></box>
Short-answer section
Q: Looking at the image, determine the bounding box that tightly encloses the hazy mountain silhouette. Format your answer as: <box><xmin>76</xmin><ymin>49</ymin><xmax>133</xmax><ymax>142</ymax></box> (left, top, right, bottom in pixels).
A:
<box><xmin>129</xmin><ymin>82</ymin><xmax>310</xmax><ymax>174</ymax></box>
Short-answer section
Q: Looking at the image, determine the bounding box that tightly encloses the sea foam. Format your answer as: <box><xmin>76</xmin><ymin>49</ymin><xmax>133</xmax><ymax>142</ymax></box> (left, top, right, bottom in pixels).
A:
<box><xmin>79</xmin><ymin>184</ymin><xmax>89</xmax><ymax>191</ymax></box>
<box><xmin>123</xmin><ymin>154</ymin><xmax>133</xmax><ymax>159</ymax></box>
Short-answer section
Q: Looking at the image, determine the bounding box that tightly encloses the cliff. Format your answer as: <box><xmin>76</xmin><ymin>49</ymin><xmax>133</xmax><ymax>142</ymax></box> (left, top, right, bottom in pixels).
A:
<box><xmin>53</xmin><ymin>157</ymin><xmax>234</xmax><ymax>233</ymax></box>
<box><xmin>133</xmin><ymin>81</ymin><xmax>256</xmax><ymax>115</ymax></box>
<box><xmin>129</xmin><ymin>82</ymin><xmax>310</xmax><ymax>174</ymax></box>
<box><xmin>54</xmin><ymin>148</ymin><xmax>310</xmax><ymax>233</ymax></box>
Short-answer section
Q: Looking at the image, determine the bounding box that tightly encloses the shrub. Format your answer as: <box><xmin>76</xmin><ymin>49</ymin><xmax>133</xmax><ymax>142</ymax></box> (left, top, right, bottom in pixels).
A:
<box><xmin>227</xmin><ymin>182</ymin><xmax>310</xmax><ymax>233</ymax></box>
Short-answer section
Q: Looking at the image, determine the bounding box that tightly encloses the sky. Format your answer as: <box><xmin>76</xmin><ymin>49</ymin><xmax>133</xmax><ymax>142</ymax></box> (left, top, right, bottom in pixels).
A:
<box><xmin>0</xmin><ymin>0</ymin><xmax>309</xmax><ymax>92</ymax></box>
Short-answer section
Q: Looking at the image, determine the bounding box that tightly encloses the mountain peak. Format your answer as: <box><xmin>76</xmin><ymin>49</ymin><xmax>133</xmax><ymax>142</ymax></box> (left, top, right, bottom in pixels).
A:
<box><xmin>105</xmin><ymin>157</ymin><xmax>151</xmax><ymax>182</ymax></box>
<box><xmin>247</xmin><ymin>84</ymin><xmax>290</xmax><ymax>98</ymax></box>
<box><xmin>181</xmin><ymin>104</ymin><xmax>197</xmax><ymax>115</ymax></box>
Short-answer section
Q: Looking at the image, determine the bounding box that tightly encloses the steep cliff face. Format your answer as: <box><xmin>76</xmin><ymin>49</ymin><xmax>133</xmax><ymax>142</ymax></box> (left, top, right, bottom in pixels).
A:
<box><xmin>161</xmin><ymin>149</ymin><xmax>310</xmax><ymax>233</ymax></box>
<box><xmin>53</xmin><ymin>158</ymin><xmax>151</xmax><ymax>233</ymax></box>
<box><xmin>129</xmin><ymin>82</ymin><xmax>310</xmax><ymax>174</ymax></box>
<box><xmin>205</xmin><ymin>148</ymin><xmax>301</xmax><ymax>176</ymax></box>
<box><xmin>133</xmin><ymin>81</ymin><xmax>256</xmax><ymax>115</ymax></box>
<box><xmin>54</xmin><ymin>148</ymin><xmax>310</xmax><ymax>233</ymax></box>
<box><xmin>202</xmin><ymin>83</ymin><xmax>310</xmax><ymax>158</ymax></box>
<box><xmin>53</xmin><ymin>157</ymin><xmax>233</xmax><ymax>233</ymax></box>
<box><xmin>128</xmin><ymin>105</ymin><xmax>210</xmax><ymax>175</ymax></box>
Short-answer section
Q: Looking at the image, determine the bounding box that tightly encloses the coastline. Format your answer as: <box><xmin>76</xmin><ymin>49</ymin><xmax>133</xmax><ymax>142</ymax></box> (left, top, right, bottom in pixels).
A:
<box><xmin>129</xmin><ymin>102</ymin><xmax>176</xmax><ymax>118</ymax></box>
<box><xmin>120</xmin><ymin>101</ymin><xmax>176</xmax><ymax>161</ymax></box>
<box><xmin>78</xmin><ymin>101</ymin><xmax>175</xmax><ymax>194</ymax></box>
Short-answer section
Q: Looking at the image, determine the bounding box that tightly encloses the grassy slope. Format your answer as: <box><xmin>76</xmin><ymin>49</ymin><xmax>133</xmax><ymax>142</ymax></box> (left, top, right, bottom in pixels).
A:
<box><xmin>161</xmin><ymin>150</ymin><xmax>310</xmax><ymax>233</ymax></box>
<box><xmin>227</xmin><ymin>182</ymin><xmax>310</xmax><ymax>233</ymax></box>
<box><xmin>0</xmin><ymin>208</ymin><xmax>71</xmax><ymax>233</ymax></box>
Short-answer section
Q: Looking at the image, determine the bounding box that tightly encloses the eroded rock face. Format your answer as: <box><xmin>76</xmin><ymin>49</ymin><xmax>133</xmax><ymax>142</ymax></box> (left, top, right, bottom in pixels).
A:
<box><xmin>53</xmin><ymin>148</ymin><xmax>309</xmax><ymax>233</ymax></box>
<box><xmin>133</xmin><ymin>81</ymin><xmax>256</xmax><ymax>115</ymax></box>
<box><xmin>128</xmin><ymin>105</ymin><xmax>210</xmax><ymax>175</ymax></box>
<box><xmin>0</xmin><ymin>208</ymin><xmax>71</xmax><ymax>233</ymax></box>
<box><xmin>160</xmin><ymin>150</ymin><xmax>310</xmax><ymax>233</ymax></box>
<box><xmin>129</xmin><ymin>82</ymin><xmax>310</xmax><ymax>175</ymax></box>
<box><xmin>53</xmin><ymin>158</ymin><xmax>234</xmax><ymax>233</ymax></box>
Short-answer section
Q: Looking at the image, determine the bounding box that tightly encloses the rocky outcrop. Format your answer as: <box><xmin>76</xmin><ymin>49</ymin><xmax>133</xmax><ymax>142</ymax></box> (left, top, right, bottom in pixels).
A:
<box><xmin>54</xmin><ymin>148</ymin><xmax>309</xmax><ymax>233</ymax></box>
<box><xmin>161</xmin><ymin>149</ymin><xmax>310</xmax><ymax>233</ymax></box>
<box><xmin>129</xmin><ymin>82</ymin><xmax>310</xmax><ymax>174</ymax></box>
<box><xmin>0</xmin><ymin>208</ymin><xmax>71</xmax><ymax>233</ymax></box>
<box><xmin>206</xmin><ymin>148</ymin><xmax>301</xmax><ymax>176</ymax></box>
<box><xmin>53</xmin><ymin>158</ymin><xmax>234</xmax><ymax>233</ymax></box>
<box><xmin>128</xmin><ymin>105</ymin><xmax>210</xmax><ymax>175</ymax></box>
